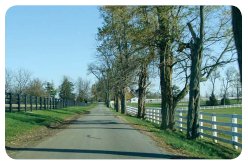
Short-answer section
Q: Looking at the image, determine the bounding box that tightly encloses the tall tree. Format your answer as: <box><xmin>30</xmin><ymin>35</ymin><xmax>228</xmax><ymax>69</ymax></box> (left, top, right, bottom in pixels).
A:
<box><xmin>13</xmin><ymin>68</ymin><xmax>32</xmax><ymax>94</ymax></box>
<box><xmin>209</xmin><ymin>69</ymin><xmax>220</xmax><ymax>96</ymax></box>
<box><xmin>136</xmin><ymin>57</ymin><xmax>152</xmax><ymax>118</ymax></box>
<box><xmin>76</xmin><ymin>77</ymin><xmax>91</xmax><ymax>103</ymax></box>
<box><xmin>185</xmin><ymin>6</ymin><xmax>205</xmax><ymax>139</ymax></box>
<box><xmin>232</xmin><ymin>71</ymin><xmax>241</xmax><ymax>103</ymax></box>
<box><xmin>25</xmin><ymin>78</ymin><xmax>46</xmax><ymax>97</ymax></box>
<box><xmin>129</xmin><ymin>7</ymin><xmax>156</xmax><ymax>119</ymax></box>
<box><xmin>232</xmin><ymin>6</ymin><xmax>242</xmax><ymax>83</ymax></box>
<box><xmin>97</xmin><ymin>6</ymin><xmax>137</xmax><ymax>114</ymax></box>
<box><xmin>155</xmin><ymin>6</ymin><xmax>189</xmax><ymax>130</ymax></box>
<box><xmin>45</xmin><ymin>82</ymin><xmax>57</xmax><ymax>98</ymax></box>
<box><xmin>221</xmin><ymin>67</ymin><xmax>236</xmax><ymax>104</ymax></box>
<box><xmin>180</xmin><ymin>6</ymin><xmax>236</xmax><ymax>139</ymax></box>
<box><xmin>59</xmin><ymin>76</ymin><xmax>75</xmax><ymax>100</ymax></box>
<box><xmin>5</xmin><ymin>68</ymin><xmax>14</xmax><ymax>93</ymax></box>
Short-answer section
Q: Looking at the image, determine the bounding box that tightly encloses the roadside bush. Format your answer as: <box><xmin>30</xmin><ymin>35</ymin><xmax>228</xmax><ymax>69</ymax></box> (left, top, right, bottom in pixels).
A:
<box><xmin>206</xmin><ymin>93</ymin><xmax>218</xmax><ymax>106</ymax></box>
<box><xmin>221</xmin><ymin>97</ymin><xmax>231</xmax><ymax>105</ymax></box>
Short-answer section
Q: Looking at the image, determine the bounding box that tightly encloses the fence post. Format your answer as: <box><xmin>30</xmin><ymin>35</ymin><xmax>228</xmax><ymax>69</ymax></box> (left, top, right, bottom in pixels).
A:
<box><xmin>44</xmin><ymin>97</ymin><xmax>46</xmax><ymax>109</ymax></box>
<box><xmin>17</xmin><ymin>94</ymin><xmax>21</xmax><ymax>112</ymax></box>
<box><xmin>46</xmin><ymin>98</ymin><xmax>48</xmax><ymax>109</ymax></box>
<box><xmin>47</xmin><ymin>98</ymin><xmax>49</xmax><ymax>109</ymax></box>
<box><xmin>45</xmin><ymin>98</ymin><xmax>47</xmax><ymax>109</ymax></box>
<box><xmin>48</xmin><ymin>98</ymin><xmax>50</xmax><ymax>109</ymax></box>
<box><xmin>24</xmin><ymin>95</ymin><xmax>27</xmax><ymax>112</ymax></box>
<box><xmin>40</xmin><ymin>97</ymin><xmax>42</xmax><ymax>110</ymax></box>
<box><xmin>150</xmin><ymin>109</ymin><xmax>152</xmax><ymax>122</ymax></box>
<box><xmin>146</xmin><ymin>109</ymin><xmax>149</xmax><ymax>121</ymax></box>
<box><xmin>30</xmin><ymin>96</ymin><xmax>33</xmax><ymax>111</ymax></box>
<box><xmin>232</xmin><ymin>115</ymin><xmax>238</xmax><ymax>149</ymax></box>
<box><xmin>199</xmin><ymin>113</ymin><xmax>203</xmax><ymax>138</ymax></box>
<box><xmin>156</xmin><ymin>110</ymin><xmax>160</xmax><ymax>124</ymax></box>
<box><xmin>53</xmin><ymin>97</ymin><xmax>55</xmax><ymax>109</ymax></box>
<box><xmin>55</xmin><ymin>99</ymin><xmax>58</xmax><ymax>109</ymax></box>
<box><xmin>212</xmin><ymin>114</ymin><xmax>217</xmax><ymax>143</ymax></box>
<box><xmin>9</xmin><ymin>93</ymin><xmax>12</xmax><ymax>112</ymax></box>
<box><xmin>36</xmin><ymin>96</ymin><xmax>38</xmax><ymax>110</ymax></box>
<box><xmin>153</xmin><ymin>109</ymin><xmax>155</xmax><ymax>123</ymax></box>
<box><xmin>179</xmin><ymin>111</ymin><xmax>183</xmax><ymax>132</ymax></box>
<box><xmin>54</xmin><ymin>98</ymin><xmax>56</xmax><ymax>109</ymax></box>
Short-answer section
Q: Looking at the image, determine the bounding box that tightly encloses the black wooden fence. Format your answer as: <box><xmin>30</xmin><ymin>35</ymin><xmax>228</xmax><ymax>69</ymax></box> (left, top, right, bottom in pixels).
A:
<box><xmin>5</xmin><ymin>92</ymin><xmax>86</xmax><ymax>112</ymax></box>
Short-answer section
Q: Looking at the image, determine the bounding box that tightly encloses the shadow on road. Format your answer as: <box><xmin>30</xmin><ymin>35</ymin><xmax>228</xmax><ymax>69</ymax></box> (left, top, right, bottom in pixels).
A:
<box><xmin>52</xmin><ymin>126</ymin><xmax>141</xmax><ymax>131</ymax></box>
<box><xmin>69</xmin><ymin>120</ymin><xmax>128</xmax><ymax>125</ymax></box>
<box><xmin>85</xmin><ymin>113</ymin><xmax>116</xmax><ymax>117</ymax></box>
<box><xmin>5</xmin><ymin>146</ymin><xmax>199</xmax><ymax>159</ymax></box>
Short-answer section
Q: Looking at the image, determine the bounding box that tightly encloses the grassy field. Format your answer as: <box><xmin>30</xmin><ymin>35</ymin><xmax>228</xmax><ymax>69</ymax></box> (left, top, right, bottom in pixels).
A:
<box><xmin>127</xmin><ymin>102</ymin><xmax>161</xmax><ymax>108</ymax></box>
<box><xmin>110</xmin><ymin>108</ymin><xmax>241</xmax><ymax>159</ymax></box>
<box><xmin>176</xmin><ymin>107</ymin><xmax>242</xmax><ymax>145</ymax></box>
<box><xmin>5</xmin><ymin>104</ymin><xmax>96</xmax><ymax>146</ymax></box>
<box><xmin>125</xmin><ymin>104</ymin><xmax>242</xmax><ymax>154</ymax></box>
<box><xmin>127</xmin><ymin>99</ymin><xmax>242</xmax><ymax>108</ymax></box>
<box><xmin>127</xmin><ymin>102</ymin><xmax>242</xmax><ymax>122</ymax></box>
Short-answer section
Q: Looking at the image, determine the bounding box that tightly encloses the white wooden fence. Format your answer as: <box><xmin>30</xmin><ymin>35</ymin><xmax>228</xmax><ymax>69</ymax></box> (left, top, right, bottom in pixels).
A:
<box><xmin>125</xmin><ymin>105</ymin><xmax>242</xmax><ymax>149</ymax></box>
<box><xmin>177</xmin><ymin>104</ymin><xmax>241</xmax><ymax>110</ymax></box>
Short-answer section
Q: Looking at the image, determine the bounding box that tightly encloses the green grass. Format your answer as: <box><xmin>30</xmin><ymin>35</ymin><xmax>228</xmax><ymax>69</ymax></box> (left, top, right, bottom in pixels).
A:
<box><xmin>202</xmin><ymin>107</ymin><xmax>241</xmax><ymax>115</ymax></box>
<box><xmin>127</xmin><ymin>99</ymin><xmax>242</xmax><ymax>108</ymax></box>
<box><xmin>127</xmin><ymin>102</ymin><xmax>161</xmax><ymax>108</ymax></box>
<box><xmin>5</xmin><ymin>104</ymin><xmax>96</xmax><ymax>145</ymax></box>
<box><xmin>111</xmin><ymin>108</ymin><xmax>241</xmax><ymax>159</ymax></box>
<box><xmin>175</xmin><ymin>107</ymin><xmax>242</xmax><ymax>144</ymax></box>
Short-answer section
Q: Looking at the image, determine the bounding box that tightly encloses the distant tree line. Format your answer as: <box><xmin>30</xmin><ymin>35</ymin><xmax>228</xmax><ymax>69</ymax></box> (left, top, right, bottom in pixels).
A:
<box><xmin>206</xmin><ymin>66</ymin><xmax>241</xmax><ymax>106</ymax></box>
<box><xmin>5</xmin><ymin>68</ymin><xmax>92</xmax><ymax>103</ymax></box>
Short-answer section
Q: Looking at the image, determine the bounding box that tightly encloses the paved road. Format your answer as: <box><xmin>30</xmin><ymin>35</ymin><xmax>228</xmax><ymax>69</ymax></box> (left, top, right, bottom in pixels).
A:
<box><xmin>8</xmin><ymin>104</ymin><xmax>181</xmax><ymax>159</ymax></box>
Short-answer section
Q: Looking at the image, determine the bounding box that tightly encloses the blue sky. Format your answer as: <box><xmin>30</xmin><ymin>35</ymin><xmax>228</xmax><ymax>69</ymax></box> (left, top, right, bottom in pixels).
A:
<box><xmin>6</xmin><ymin>6</ymin><xmax>101</xmax><ymax>87</ymax></box>
<box><xmin>5</xmin><ymin>5</ymin><xmax>239</xmax><ymax>97</ymax></box>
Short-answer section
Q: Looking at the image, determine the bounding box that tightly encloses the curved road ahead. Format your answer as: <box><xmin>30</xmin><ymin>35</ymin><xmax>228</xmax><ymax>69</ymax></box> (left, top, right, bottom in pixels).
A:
<box><xmin>8</xmin><ymin>104</ymin><xmax>181</xmax><ymax>159</ymax></box>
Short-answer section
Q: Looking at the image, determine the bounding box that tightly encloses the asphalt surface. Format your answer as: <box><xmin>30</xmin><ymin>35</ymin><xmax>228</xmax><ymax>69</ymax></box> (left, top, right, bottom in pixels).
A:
<box><xmin>7</xmin><ymin>103</ymin><xmax>180</xmax><ymax>159</ymax></box>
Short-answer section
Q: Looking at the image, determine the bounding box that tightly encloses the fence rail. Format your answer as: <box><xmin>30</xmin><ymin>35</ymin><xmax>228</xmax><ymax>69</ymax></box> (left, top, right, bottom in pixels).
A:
<box><xmin>177</xmin><ymin>104</ymin><xmax>241</xmax><ymax>111</ymax></box>
<box><xmin>125</xmin><ymin>105</ymin><xmax>242</xmax><ymax>149</ymax></box>
<box><xmin>5</xmin><ymin>92</ymin><xmax>86</xmax><ymax>112</ymax></box>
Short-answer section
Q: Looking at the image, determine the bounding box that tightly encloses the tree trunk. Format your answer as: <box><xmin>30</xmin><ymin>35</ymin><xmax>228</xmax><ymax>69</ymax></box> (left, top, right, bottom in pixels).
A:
<box><xmin>165</xmin><ymin>45</ymin><xmax>174</xmax><ymax>130</ymax></box>
<box><xmin>120</xmin><ymin>88</ymin><xmax>126</xmax><ymax>114</ymax></box>
<box><xmin>117</xmin><ymin>96</ymin><xmax>120</xmax><ymax>112</ymax></box>
<box><xmin>137</xmin><ymin>64</ymin><xmax>147</xmax><ymax>119</ymax></box>
<box><xmin>186</xmin><ymin>6</ymin><xmax>204</xmax><ymax>140</ymax></box>
<box><xmin>232</xmin><ymin>6</ymin><xmax>242</xmax><ymax>83</ymax></box>
<box><xmin>137</xmin><ymin>92</ymin><xmax>146</xmax><ymax>118</ymax></box>
<box><xmin>114</xmin><ymin>93</ymin><xmax>119</xmax><ymax>112</ymax></box>
<box><xmin>187</xmin><ymin>48</ymin><xmax>202</xmax><ymax>139</ymax></box>
<box><xmin>156</xmin><ymin>7</ymin><xmax>170</xmax><ymax>130</ymax></box>
<box><xmin>172</xmin><ymin>85</ymin><xmax>189</xmax><ymax>111</ymax></box>
<box><xmin>159</xmin><ymin>46</ymin><xmax>169</xmax><ymax>129</ymax></box>
<box><xmin>105</xmin><ymin>91</ymin><xmax>110</xmax><ymax>108</ymax></box>
<box><xmin>159</xmin><ymin>43</ymin><xmax>173</xmax><ymax>130</ymax></box>
<box><xmin>106</xmin><ymin>79</ymin><xmax>110</xmax><ymax>108</ymax></box>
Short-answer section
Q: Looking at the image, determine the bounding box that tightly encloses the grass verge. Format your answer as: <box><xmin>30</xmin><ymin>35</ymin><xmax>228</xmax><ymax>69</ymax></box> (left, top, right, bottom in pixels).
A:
<box><xmin>110</xmin><ymin>108</ymin><xmax>241</xmax><ymax>159</ymax></box>
<box><xmin>5</xmin><ymin>104</ymin><xmax>96</xmax><ymax>147</ymax></box>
